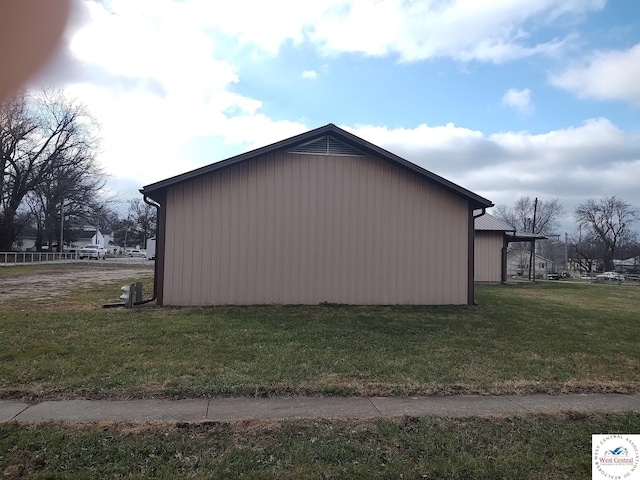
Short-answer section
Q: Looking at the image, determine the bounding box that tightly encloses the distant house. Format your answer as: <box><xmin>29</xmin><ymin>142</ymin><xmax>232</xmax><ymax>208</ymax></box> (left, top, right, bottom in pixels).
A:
<box><xmin>613</xmin><ymin>257</ymin><xmax>640</xmax><ymax>274</ymax></box>
<box><xmin>12</xmin><ymin>227</ymin><xmax>37</xmax><ymax>251</ymax></box>
<box><xmin>141</xmin><ymin>123</ymin><xmax>494</xmax><ymax>306</ymax></box>
<box><xmin>66</xmin><ymin>229</ymin><xmax>104</xmax><ymax>248</ymax></box>
<box><xmin>11</xmin><ymin>227</ymin><xmax>107</xmax><ymax>252</ymax></box>
<box><xmin>507</xmin><ymin>250</ymin><xmax>554</xmax><ymax>279</ymax></box>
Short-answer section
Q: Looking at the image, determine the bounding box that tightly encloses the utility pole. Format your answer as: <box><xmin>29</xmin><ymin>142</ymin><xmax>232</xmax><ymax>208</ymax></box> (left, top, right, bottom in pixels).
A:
<box><xmin>528</xmin><ymin>197</ymin><xmax>538</xmax><ymax>281</ymax></box>
<box><xmin>59</xmin><ymin>198</ymin><xmax>64</xmax><ymax>252</ymax></box>
<box><xmin>124</xmin><ymin>215</ymin><xmax>130</xmax><ymax>254</ymax></box>
<box><xmin>565</xmin><ymin>232</ymin><xmax>569</xmax><ymax>271</ymax></box>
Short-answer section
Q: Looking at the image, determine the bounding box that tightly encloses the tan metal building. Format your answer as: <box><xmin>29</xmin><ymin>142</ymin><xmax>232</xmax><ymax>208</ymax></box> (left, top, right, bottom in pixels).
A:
<box><xmin>141</xmin><ymin>124</ymin><xmax>493</xmax><ymax>306</ymax></box>
<box><xmin>473</xmin><ymin>213</ymin><xmax>549</xmax><ymax>282</ymax></box>
<box><xmin>474</xmin><ymin>213</ymin><xmax>514</xmax><ymax>282</ymax></box>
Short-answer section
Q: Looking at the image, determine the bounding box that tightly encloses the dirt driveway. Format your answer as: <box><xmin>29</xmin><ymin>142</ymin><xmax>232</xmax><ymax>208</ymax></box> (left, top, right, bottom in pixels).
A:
<box><xmin>0</xmin><ymin>265</ymin><xmax>153</xmax><ymax>301</ymax></box>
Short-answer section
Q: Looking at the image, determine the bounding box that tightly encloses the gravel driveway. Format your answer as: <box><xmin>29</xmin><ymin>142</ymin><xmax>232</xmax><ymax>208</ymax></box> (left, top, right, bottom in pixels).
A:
<box><xmin>0</xmin><ymin>266</ymin><xmax>153</xmax><ymax>301</ymax></box>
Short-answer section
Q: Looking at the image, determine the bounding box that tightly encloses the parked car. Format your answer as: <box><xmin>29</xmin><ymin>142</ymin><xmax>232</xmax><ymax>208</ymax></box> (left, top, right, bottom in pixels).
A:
<box><xmin>127</xmin><ymin>249</ymin><xmax>146</xmax><ymax>258</ymax></box>
<box><xmin>546</xmin><ymin>272</ymin><xmax>560</xmax><ymax>280</ymax></box>
<box><xmin>79</xmin><ymin>244</ymin><xmax>106</xmax><ymax>260</ymax></box>
<box><xmin>594</xmin><ymin>271</ymin><xmax>625</xmax><ymax>284</ymax></box>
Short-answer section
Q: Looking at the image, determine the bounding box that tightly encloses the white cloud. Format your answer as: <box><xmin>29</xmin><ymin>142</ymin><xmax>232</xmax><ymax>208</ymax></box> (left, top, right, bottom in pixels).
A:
<box><xmin>502</xmin><ymin>88</ymin><xmax>533</xmax><ymax>114</ymax></box>
<box><xmin>301</xmin><ymin>70</ymin><xmax>318</xmax><ymax>79</ymax></box>
<box><xmin>146</xmin><ymin>0</ymin><xmax>604</xmax><ymax>64</ymax></box>
<box><xmin>550</xmin><ymin>43</ymin><xmax>640</xmax><ymax>105</ymax></box>
<box><xmin>47</xmin><ymin>0</ymin><xmax>309</xmax><ymax>189</ymax></box>
<box><xmin>218</xmin><ymin>115</ymin><xmax>307</xmax><ymax>148</ymax></box>
<box><xmin>344</xmin><ymin>122</ymin><xmax>485</xmax><ymax>159</ymax></box>
<box><xmin>347</xmin><ymin>119</ymin><xmax>640</xmax><ymax>227</ymax></box>
<box><xmin>308</xmin><ymin>0</ymin><xmax>599</xmax><ymax>63</ymax></box>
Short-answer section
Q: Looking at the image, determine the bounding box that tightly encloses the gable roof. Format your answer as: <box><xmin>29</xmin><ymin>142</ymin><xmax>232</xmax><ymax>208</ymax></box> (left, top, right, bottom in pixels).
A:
<box><xmin>67</xmin><ymin>229</ymin><xmax>101</xmax><ymax>240</ymax></box>
<box><xmin>473</xmin><ymin>213</ymin><xmax>548</xmax><ymax>243</ymax></box>
<box><xmin>140</xmin><ymin>123</ymin><xmax>493</xmax><ymax>210</ymax></box>
<box><xmin>474</xmin><ymin>212</ymin><xmax>548</xmax><ymax>242</ymax></box>
<box><xmin>474</xmin><ymin>213</ymin><xmax>515</xmax><ymax>231</ymax></box>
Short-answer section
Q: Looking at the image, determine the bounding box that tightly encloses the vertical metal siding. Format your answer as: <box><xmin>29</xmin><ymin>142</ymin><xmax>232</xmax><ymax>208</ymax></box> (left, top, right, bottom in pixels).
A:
<box><xmin>474</xmin><ymin>231</ymin><xmax>503</xmax><ymax>282</ymax></box>
<box><xmin>163</xmin><ymin>152</ymin><xmax>470</xmax><ymax>305</ymax></box>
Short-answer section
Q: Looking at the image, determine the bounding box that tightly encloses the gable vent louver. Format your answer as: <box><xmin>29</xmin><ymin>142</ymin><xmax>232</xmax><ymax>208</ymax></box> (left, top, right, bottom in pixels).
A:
<box><xmin>287</xmin><ymin>135</ymin><xmax>365</xmax><ymax>156</ymax></box>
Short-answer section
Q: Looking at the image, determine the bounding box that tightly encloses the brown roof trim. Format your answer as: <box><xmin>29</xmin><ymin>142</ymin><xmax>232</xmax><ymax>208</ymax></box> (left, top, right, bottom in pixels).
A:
<box><xmin>140</xmin><ymin>123</ymin><xmax>494</xmax><ymax>209</ymax></box>
<box><xmin>506</xmin><ymin>232</ymin><xmax>548</xmax><ymax>242</ymax></box>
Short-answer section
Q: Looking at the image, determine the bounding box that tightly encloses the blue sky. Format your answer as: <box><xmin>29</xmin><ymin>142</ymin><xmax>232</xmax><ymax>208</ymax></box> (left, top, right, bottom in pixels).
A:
<box><xmin>34</xmin><ymin>0</ymin><xmax>640</xmax><ymax>233</ymax></box>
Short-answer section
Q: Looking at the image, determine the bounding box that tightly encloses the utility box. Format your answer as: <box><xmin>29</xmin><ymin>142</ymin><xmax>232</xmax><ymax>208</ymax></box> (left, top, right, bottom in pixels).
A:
<box><xmin>134</xmin><ymin>282</ymin><xmax>143</xmax><ymax>303</ymax></box>
<box><xmin>146</xmin><ymin>237</ymin><xmax>156</xmax><ymax>260</ymax></box>
<box><xmin>120</xmin><ymin>284</ymin><xmax>134</xmax><ymax>308</ymax></box>
<box><xmin>120</xmin><ymin>282</ymin><xmax>143</xmax><ymax>308</ymax></box>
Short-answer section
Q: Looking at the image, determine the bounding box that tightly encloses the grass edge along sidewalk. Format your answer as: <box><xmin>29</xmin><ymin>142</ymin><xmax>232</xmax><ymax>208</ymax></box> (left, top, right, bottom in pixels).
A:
<box><xmin>2</xmin><ymin>411</ymin><xmax>640</xmax><ymax>479</ymax></box>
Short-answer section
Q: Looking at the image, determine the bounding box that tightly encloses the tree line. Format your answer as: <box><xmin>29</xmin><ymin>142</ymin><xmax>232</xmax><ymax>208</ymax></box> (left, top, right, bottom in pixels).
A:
<box><xmin>496</xmin><ymin>196</ymin><xmax>639</xmax><ymax>272</ymax></box>
<box><xmin>1</xmin><ymin>90</ymin><xmax>155</xmax><ymax>252</ymax></box>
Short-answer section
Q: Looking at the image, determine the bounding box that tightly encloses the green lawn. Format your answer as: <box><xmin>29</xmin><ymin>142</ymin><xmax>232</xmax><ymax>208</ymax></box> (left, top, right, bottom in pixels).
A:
<box><xmin>2</xmin><ymin>266</ymin><xmax>639</xmax><ymax>478</ymax></box>
<box><xmin>2</xmin><ymin>412</ymin><xmax>639</xmax><ymax>479</ymax></box>
<box><xmin>1</xmin><ymin>267</ymin><xmax>638</xmax><ymax>400</ymax></box>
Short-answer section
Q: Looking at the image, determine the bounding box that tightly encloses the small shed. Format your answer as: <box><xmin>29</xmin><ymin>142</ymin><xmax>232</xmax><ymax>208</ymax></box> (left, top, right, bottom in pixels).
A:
<box><xmin>141</xmin><ymin>124</ymin><xmax>493</xmax><ymax>306</ymax></box>
<box><xmin>474</xmin><ymin>213</ymin><xmax>549</xmax><ymax>282</ymax></box>
<box><xmin>474</xmin><ymin>213</ymin><xmax>514</xmax><ymax>282</ymax></box>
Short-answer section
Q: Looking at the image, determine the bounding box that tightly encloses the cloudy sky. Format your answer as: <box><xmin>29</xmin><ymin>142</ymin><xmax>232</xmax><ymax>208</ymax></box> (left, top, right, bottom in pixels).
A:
<box><xmin>33</xmin><ymin>0</ymin><xmax>640</xmax><ymax>233</ymax></box>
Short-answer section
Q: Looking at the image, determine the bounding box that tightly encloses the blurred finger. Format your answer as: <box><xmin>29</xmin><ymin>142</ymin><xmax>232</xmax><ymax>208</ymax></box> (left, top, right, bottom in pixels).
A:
<box><xmin>0</xmin><ymin>0</ymin><xmax>71</xmax><ymax>101</ymax></box>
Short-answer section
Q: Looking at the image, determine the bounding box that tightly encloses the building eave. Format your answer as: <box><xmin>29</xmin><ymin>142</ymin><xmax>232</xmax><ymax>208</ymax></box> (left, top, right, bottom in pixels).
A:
<box><xmin>140</xmin><ymin>123</ymin><xmax>493</xmax><ymax>210</ymax></box>
<box><xmin>505</xmin><ymin>232</ymin><xmax>548</xmax><ymax>242</ymax></box>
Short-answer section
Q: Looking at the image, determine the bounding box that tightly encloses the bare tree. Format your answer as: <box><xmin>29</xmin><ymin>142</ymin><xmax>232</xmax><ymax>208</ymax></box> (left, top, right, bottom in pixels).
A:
<box><xmin>570</xmin><ymin>231</ymin><xmax>603</xmax><ymax>274</ymax></box>
<box><xmin>0</xmin><ymin>93</ymin><xmax>37</xmax><ymax>249</ymax></box>
<box><xmin>112</xmin><ymin>198</ymin><xmax>156</xmax><ymax>249</ymax></box>
<box><xmin>87</xmin><ymin>204</ymin><xmax>120</xmax><ymax>234</ymax></box>
<box><xmin>495</xmin><ymin>196</ymin><xmax>564</xmax><ymax>234</ymax></box>
<box><xmin>0</xmin><ymin>90</ymin><xmax>101</xmax><ymax>250</ymax></box>
<box><xmin>112</xmin><ymin>216</ymin><xmax>135</xmax><ymax>250</ymax></box>
<box><xmin>130</xmin><ymin>198</ymin><xmax>156</xmax><ymax>249</ymax></box>
<box><xmin>27</xmin><ymin>144</ymin><xmax>106</xmax><ymax>251</ymax></box>
<box><xmin>574</xmin><ymin>196</ymin><xmax>638</xmax><ymax>272</ymax></box>
<box><xmin>616</xmin><ymin>234</ymin><xmax>640</xmax><ymax>263</ymax></box>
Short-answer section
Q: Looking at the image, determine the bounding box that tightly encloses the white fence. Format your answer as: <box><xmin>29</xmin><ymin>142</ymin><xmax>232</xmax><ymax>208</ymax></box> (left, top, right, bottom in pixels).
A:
<box><xmin>1</xmin><ymin>251</ymin><xmax>79</xmax><ymax>266</ymax></box>
<box><xmin>1</xmin><ymin>252</ymin><xmax>152</xmax><ymax>266</ymax></box>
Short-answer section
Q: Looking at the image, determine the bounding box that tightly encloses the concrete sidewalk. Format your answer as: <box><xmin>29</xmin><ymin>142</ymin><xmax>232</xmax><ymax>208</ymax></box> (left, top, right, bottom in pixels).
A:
<box><xmin>2</xmin><ymin>393</ymin><xmax>639</xmax><ymax>423</ymax></box>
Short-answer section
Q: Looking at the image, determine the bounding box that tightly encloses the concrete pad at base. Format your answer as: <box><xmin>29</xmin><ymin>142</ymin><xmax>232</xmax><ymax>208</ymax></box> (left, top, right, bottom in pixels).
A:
<box><xmin>370</xmin><ymin>396</ymin><xmax>526</xmax><ymax>417</ymax></box>
<box><xmin>14</xmin><ymin>399</ymin><xmax>209</xmax><ymax>423</ymax></box>
<box><xmin>506</xmin><ymin>394</ymin><xmax>640</xmax><ymax>413</ymax></box>
<box><xmin>0</xmin><ymin>400</ymin><xmax>29</xmax><ymax>422</ymax></box>
<box><xmin>207</xmin><ymin>397</ymin><xmax>378</xmax><ymax>421</ymax></box>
